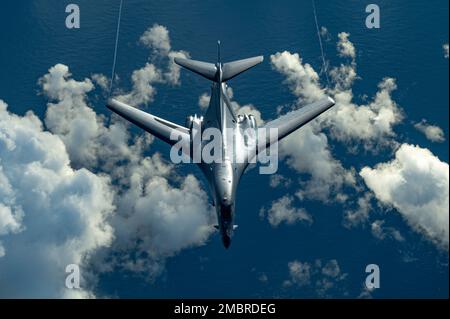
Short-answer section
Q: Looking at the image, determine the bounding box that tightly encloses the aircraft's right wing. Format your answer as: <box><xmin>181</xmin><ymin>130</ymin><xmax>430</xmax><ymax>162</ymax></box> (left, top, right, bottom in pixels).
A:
<box><xmin>260</xmin><ymin>96</ymin><xmax>335</xmax><ymax>149</ymax></box>
<box><xmin>106</xmin><ymin>98</ymin><xmax>190</xmax><ymax>146</ymax></box>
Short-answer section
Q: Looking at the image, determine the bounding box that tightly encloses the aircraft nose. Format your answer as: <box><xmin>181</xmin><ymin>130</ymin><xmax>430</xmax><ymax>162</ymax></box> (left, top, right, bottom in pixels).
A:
<box><xmin>222</xmin><ymin>235</ymin><xmax>231</xmax><ymax>249</ymax></box>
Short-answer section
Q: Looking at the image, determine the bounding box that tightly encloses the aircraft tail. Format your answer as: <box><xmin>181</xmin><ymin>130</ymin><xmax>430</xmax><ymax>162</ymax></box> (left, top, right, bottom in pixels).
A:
<box><xmin>174</xmin><ymin>42</ymin><xmax>263</xmax><ymax>83</ymax></box>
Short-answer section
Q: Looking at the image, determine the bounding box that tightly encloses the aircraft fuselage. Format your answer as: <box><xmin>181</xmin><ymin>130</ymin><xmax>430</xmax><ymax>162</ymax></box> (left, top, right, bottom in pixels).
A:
<box><xmin>192</xmin><ymin>66</ymin><xmax>256</xmax><ymax>248</ymax></box>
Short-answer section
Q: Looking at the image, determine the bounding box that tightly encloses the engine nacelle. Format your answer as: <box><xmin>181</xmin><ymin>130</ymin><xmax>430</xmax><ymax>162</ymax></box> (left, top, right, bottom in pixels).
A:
<box><xmin>238</xmin><ymin>114</ymin><xmax>258</xmax><ymax>147</ymax></box>
<box><xmin>247</xmin><ymin>114</ymin><xmax>257</xmax><ymax>129</ymax></box>
<box><xmin>185</xmin><ymin>114</ymin><xmax>203</xmax><ymax>130</ymax></box>
<box><xmin>238</xmin><ymin>114</ymin><xmax>257</xmax><ymax>130</ymax></box>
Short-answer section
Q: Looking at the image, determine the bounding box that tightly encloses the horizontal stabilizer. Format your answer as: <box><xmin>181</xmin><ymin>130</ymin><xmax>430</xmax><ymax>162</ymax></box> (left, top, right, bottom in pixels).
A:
<box><xmin>174</xmin><ymin>57</ymin><xmax>217</xmax><ymax>81</ymax></box>
<box><xmin>222</xmin><ymin>56</ymin><xmax>264</xmax><ymax>82</ymax></box>
<box><xmin>175</xmin><ymin>55</ymin><xmax>263</xmax><ymax>83</ymax></box>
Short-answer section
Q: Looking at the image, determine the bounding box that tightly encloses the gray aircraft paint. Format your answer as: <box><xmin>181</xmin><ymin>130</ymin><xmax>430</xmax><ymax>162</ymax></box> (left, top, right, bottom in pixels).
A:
<box><xmin>107</xmin><ymin>42</ymin><xmax>335</xmax><ymax>248</ymax></box>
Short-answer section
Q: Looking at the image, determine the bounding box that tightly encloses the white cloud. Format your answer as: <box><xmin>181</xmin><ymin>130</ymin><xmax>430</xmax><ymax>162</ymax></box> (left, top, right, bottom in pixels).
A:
<box><xmin>336</xmin><ymin>32</ymin><xmax>356</xmax><ymax>59</ymax></box>
<box><xmin>269</xmin><ymin>174</ymin><xmax>292</xmax><ymax>188</ymax></box>
<box><xmin>40</xmin><ymin>64</ymin><xmax>148</xmax><ymax>171</ymax></box>
<box><xmin>283</xmin><ymin>259</ymin><xmax>348</xmax><ymax>297</ymax></box>
<box><xmin>139</xmin><ymin>24</ymin><xmax>189</xmax><ymax>85</ymax></box>
<box><xmin>371</xmin><ymin>220</ymin><xmax>404</xmax><ymax>242</ymax></box>
<box><xmin>360</xmin><ymin>144</ymin><xmax>449</xmax><ymax>248</ymax></box>
<box><xmin>116</xmin><ymin>24</ymin><xmax>189</xmax><ymax>106</ymax></box>
<box><xmin>38</xmin><ymin>61</ymin><xmax>216</xmax><ymax>280</ymax></box>
<box><xmin>329</xmin><ymin>63</ymin><xmax>357</xmax><ymax>90</ymax></box>
<box><xmin>343</xmin><ymin>192</ymin><xmax>373</xmax><ymax>228</ymax></box>
<box><xmin>325</xmin><ymin>77</ymin><xmax>403</xmax><ymax>149</ymax></box>
<box><xmin>108</xmin><ymin>170</ymin><xmax>215</xmax><ymax>266</ymax></box>
<box><xmin>140</xmin><ymin>24</ymin><xmax>172</xmax><ymax>55</ymax></box>
<box><xmin>0</xmin><ymin>100</ymin><xmax>114</xmax><ymax>298</ymax></box>
<box><xmin>320</xmin><ymin>26</ymin><xmax>331</xmax><ymax>41</ymax></box>
<box><xmin>330</xmin><ymin>35</ymin><xmax>402</xmax><ymax>148</ymax></box>
<box><xmin>166</xmin><ymin>50</ymin><xmax>189</xmax><ymax>85</ymax></box>
<box><xmin>321</xmin><ymin>259</ymin><xmax>341</xmax><ymax>278</ymax></box>
<box><xmin>284</xmin><ymin>260</ymin><xmax>311</xmax><ymax>287</ymax></box>
<box><xmin>0</xmin><ymin>23</ymin><xmax>215</xmax><ymax>296</ymax></box>
<box><xmin>260</xmin><ymin>196</ymin><xmax>312</xmax><ymax>227</ymax></box>
<box><xmin>329</xmin><ymin>32</ymin><xmax>358</xmax><ymax>91</ymax></box>
<box><xmin>116</xmin><ymin>62</ymin><xmax>162</xmax><ymax>106</ymax></box>
<box><xmin>198</xmin><ymin>93</ymin><xmax>210</xmax><ymax>110</ymax></box>
<box><xmin>280</xmin><ymin>124</ymin><xmax>356</xmax><ymax>202</ymax></box>
<box><xmin>358</xmin><ymin>285</ymin><xmax>375</xmax><ymax>299</ymax></box>
<box><xmin>271</xmin><ymin>33</ymin><xmax>402</xmax><ymax>153</ymax></box>
<box><xmin>258</xmin><ymin>273</ymin><xmax>269</xmax><ymax>283</ymax></box>
<box><xmin>85</xmin><ymin>148</ymin><xmax>215</xmax><ymax>279</ymax></box>
<box><xmin>270</xmin><ymin>51</ymin><xmax>326</xmax><ymax>104</ymax></box>
<box><xmin>269</xmin><ymin>34</ymin><xmax>403</xmax><ymax>202</ymax></box>
<box><xmin>91</xmin><ymin>73</ymin><xmax>109</xmax><ymax>91</ymax></box>
<box><xmin>270</xmin><ymin>51</ymin><xmax>356</xmax><ymax>202</ymax></box>
<box><xmin>414</xmin><ymin>119</ymin><xmax>445</xmax><ymax>143</ymax></box>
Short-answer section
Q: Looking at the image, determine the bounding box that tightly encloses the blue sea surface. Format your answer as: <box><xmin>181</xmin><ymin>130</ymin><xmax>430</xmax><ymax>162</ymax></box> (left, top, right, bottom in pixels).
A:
<box><xmin>0</xmin><ymin>0</ymin><xmax>448</xmax><ymax>298</ymax></box>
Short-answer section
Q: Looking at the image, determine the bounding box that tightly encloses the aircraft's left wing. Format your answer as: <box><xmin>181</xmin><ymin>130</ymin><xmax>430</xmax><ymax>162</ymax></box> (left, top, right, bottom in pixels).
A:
<box><xmin>106</xmin><ymin>98</ymin><xmax>190</xmax><ymax>146</ymax></box>
<box><xmin>260</xmin><ymin>96</ymin><xmax>335</xmax><ymax>149</ymax></box>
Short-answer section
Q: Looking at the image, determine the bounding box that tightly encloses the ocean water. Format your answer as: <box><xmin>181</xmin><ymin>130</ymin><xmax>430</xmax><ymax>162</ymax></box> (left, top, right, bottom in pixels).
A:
<box><xmin>0</xmin><ymin>0</ymin><xmax>448</xmax><ymax>298</ymax></box>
